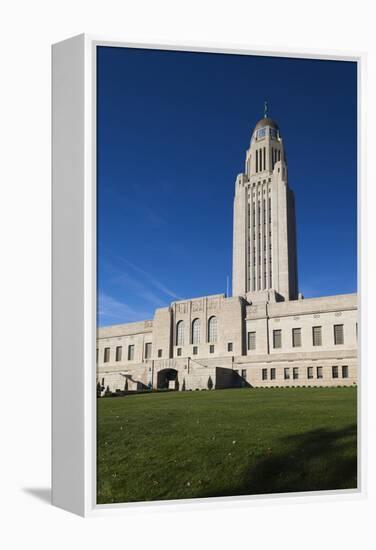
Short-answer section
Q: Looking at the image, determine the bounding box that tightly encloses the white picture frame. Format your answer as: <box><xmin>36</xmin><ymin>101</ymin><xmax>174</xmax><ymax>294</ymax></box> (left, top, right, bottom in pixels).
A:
<box><xmin>52</xmin><ymin>34</ymin><xmax>366</xmax><ymax>517</ymax></box>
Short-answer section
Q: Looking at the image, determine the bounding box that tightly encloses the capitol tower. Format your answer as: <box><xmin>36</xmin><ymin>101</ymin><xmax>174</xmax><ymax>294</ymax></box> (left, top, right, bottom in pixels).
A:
<box><xmin>232</xmin><ymin>106</ymin><xmax>299</xmax><ymax>302</ymax></box>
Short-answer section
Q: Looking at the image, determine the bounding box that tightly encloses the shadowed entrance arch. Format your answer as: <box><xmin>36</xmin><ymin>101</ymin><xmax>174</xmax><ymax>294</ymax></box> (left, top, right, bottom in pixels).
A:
<box><xmin>157</xmin><ymin>368</ymin><xmax>179</xmax><ymax>390</ymax></box>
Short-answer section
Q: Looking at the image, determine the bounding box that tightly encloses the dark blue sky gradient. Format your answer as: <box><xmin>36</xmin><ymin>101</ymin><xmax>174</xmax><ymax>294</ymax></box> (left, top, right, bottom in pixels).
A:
<box><xmin>97</xmin><ymin>46</ymin><xmax>357</xmax><ymax>327</ymax></box>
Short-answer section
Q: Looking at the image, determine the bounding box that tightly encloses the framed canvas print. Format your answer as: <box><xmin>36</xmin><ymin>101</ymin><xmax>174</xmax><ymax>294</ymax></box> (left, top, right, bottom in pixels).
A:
<box><xmin>52</xmin><ymin>35</ymin><xmax>365</xmax><ymax>516</ymax></box>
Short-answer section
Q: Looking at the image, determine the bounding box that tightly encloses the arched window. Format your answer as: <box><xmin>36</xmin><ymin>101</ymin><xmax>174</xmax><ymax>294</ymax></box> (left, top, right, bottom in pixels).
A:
<box><xmin>192</xmin><ymin>318</ymin><xmax>201</xmax><ymax>345</ymax></box>
<box><xmin>208</xmin><ymin>316</ymin><xmax>218</xmax><ymax>343</ymax></box>
<box><xmin>176</xmin><ymin>320</ymin><xmax>184</xmax><ymax>346</ymax></box>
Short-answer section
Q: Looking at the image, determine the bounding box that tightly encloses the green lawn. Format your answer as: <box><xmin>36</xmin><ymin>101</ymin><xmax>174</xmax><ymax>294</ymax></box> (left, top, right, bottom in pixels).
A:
<box><xmin>97</xmin><ymin>387</ymin><xmax>357</xmax><ymax>504</ymax></box>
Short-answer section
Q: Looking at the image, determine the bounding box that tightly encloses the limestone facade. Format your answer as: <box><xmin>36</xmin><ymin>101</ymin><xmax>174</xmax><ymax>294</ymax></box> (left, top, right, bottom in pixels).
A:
<box><xmin>97</xmin><ymin>292</ymin><xmax>357</xmax><ymax>392</ymax></box>
<box><xmin>97</xmin><ymin>115</ymin><xmax>357</xmax><ymax>392</ymax></box>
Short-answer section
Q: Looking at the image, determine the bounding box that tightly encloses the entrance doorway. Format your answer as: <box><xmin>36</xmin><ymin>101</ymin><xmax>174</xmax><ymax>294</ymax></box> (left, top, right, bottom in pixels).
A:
<box><xmin>157</xmin><ymin>368</ymin><xmax>179</xmax><ymax>390</ymax></box>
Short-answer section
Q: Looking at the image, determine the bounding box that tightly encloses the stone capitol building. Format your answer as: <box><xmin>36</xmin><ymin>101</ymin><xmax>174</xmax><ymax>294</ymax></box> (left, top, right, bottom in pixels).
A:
<box><xmin>97</xmin><ymin>114</ymin><xmax>357</xmax><ymax>393</ymax></box>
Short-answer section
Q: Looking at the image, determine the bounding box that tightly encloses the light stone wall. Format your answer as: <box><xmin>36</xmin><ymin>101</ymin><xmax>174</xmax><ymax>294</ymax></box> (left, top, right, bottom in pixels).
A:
<box><xmin>97</xmin><ymin>320</ymin><xmax>153</xmax><ymax>368</ymax></box>
<box><xmin>97</xmin><ymin>292</ymin><xmax>358</xmax><ymax>392</ymax></box>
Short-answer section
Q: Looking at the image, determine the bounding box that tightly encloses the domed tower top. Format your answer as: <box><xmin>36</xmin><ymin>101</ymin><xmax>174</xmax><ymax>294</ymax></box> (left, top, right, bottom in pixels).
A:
<box><xmin>253</xmin><ymin>117</ymin><xmax>279</xmax><ymax>134</ymax></box>
<box><xmin>244</xmin><ymin>105</ymin><xmax>285</xmax><ymax>178</ymax></box>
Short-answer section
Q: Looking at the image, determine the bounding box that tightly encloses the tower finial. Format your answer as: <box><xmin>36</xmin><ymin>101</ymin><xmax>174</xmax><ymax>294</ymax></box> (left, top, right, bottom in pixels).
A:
<box><xmin>264</xmin><ymin>100</ymin><xmax>268</xmax><ymax>118</ymax></box>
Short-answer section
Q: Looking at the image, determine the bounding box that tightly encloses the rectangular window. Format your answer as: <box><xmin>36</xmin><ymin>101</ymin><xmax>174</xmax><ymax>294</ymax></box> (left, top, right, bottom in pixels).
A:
<box><xmin>145</xmin><ymin>342</ymin><xmax>152</xmax><ymax>359</ymax></box>
<box><xmin>273</xmin><ymin>329</ymin><xmax>282</xmax><ymax>349</ymax></box>
<box><xmin>158</xmin><ymin>349</ymin><xmax>162</xmax><ymax>358</ymax></box>
<box><xmin>262</xmin><ymin>368</ymin><xmax>268</xmax><ymax>380</ymax></box>
<box><xmin>177</xmin><ymin>347</ymin><xmax>182</xmax><ymax>356</ymax></box>
<box><xmin>312</xmin><ymin>326</ymin><xmax>322</xmax><ymax>346</ymax></box>
<box><xmin>284</xmin><ymin>368</ymin><xmax>290</xmax><ymax>380</ymax></box>
<box><xmin>270</xmin><ymin>368</ymin><xmax>276</xmax><ymax>380</ymax></box>
<box><xmin>115</xmin><ymin>346</ymin><xmax>122</xmax><ymax>362</ymax></box>
<box><xmin>104</xmin><ymin>347</ymin><xmax>110</xmax><ymax>363</ymax></box>
<box><xmin>96</xmin><ymin>348</ymin><xmax>98</xmax><ymax>363</ymax></box>
<box><xmin>342</xmin><ymin>365</ymin><xmax>349</xmax><ymax>378</ymax></box>
<box><xmin>193</xmin><ymin>346</ymin><xmax>198</xmax><ymax>355</ymax></box>
<box><xmin>127</xmin><ymin>345</ymin><xmax>135</xmax><ymax>361</ymax></box>
<box><xmin>307</xmin><ymin>366</ymin><xmax>313</xmax><ymax>379</ymax></box>
<box><xmin>317</xmin><ymin>366</ymin><xmax>323</xmax><ymax>379</ymax></box>
<box><xmin>334</xmin><ymin>324</ymin><xmax>344</xmax><ymax>345</ymax></box>
<box><xmin>293</xmin><ymin>367</ymin><xmax>299</xmax><ymax>379</ymax></box>
<box><xmin>209</xmin><ymin>344</ymin><xmax>215</xmax><ymax>354</ymax></box>
<box><xmin>292</xmin><ymin>328</ymin><xmax>301</xmax><ymax>348</ymax></box>
<box><xmin>248</xmin><ymin>331</ymin><xmax>256</xmax><ymax>350</ymax></box>
<box><xmin>332</xmin><ymin>365</ymin><xmax>339</xmax><ymax>379</ymax></box>
<box><xmin>241</xmin><ymin>369</ymin><xmax>247</xmax><ymax>379</ymax></box>
<box><xmin>227</xmin><ymin>342</ymin><xmax>233</xmax><ymax>352</ymax></box>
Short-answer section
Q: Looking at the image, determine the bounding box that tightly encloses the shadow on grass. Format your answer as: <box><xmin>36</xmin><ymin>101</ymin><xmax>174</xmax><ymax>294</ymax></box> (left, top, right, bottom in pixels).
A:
<box><xmin>199</xmin><ymin>424</ymin><xmax>357</xmax><ymax>498</ymax></box>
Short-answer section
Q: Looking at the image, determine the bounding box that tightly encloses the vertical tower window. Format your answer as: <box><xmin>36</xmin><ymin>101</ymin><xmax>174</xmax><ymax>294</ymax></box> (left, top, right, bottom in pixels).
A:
<box><xmin>128</xmin><ymin>345</ymin><xmax>135</xmax><ymax>361</ymax></box>
<box><xmin>247</xmin><ymin>331</ymin><xmax>256</xmax><ymax>350</ymax></box>
<box><xmin>334</xmin><ymin>324</ymin><xmax>344</xmax><ymax>345</ymax></box>
<box><xmin>273</xmin><ymin>329</ymin><xmax>282</xmax><ymax>349</ymax></box>
<box><xmin>208</xmin><ymin>316</ymin><xmax>218</xmax><ymax>343</ymax></box>
<box><xmin>292</xmin><ymin>328</ymin><xmax>302</xmax><ymax>347</ymax></box>
<box><xmin>256</xmin><ymin>149</ymin><xmax>259</xmax><ymax>172</ymax></box>
<box><xmin>312</xmin><ymin>326</ymin><xmax>322</xmax><ymax>346</ymax></box>
<box><xmin>263</xmin><ymin>147</ymin><xmax>266</xmax><ymax>171</ymax></box>
<box><xmin>115</xmin><ymin>346</ymin><xmax>122</xmax><ymax>362</ymax></box>
<box><xmin>192</xmin><ymin>318</ymin><xmax>201</xmax><ymax>345</ymax></box>
<box><xmin>176</xmin><ymin>320</ymin><xmax>185</xmax><ymax>346</ymax></box>
<box><xmin>145</xmin><ymin>342</ymin><xmax>152</xmax><ymax>359</ymax></box>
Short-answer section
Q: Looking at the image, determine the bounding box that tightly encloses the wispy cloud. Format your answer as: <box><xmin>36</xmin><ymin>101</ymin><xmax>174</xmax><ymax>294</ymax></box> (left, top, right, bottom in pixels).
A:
<box><xmin>97</xmin><ymin>292</ymin><xmax>152</xmax><ymax>325</ymax></box>
<box><xmin>115</xmin><ymin>257</ymin><xmax>183</xmax><ymax>301</ymax></box>
<box><xmin>97</xmin><ymin>257</ymin><xmax>183</xmax><ymax>325</ymax></box>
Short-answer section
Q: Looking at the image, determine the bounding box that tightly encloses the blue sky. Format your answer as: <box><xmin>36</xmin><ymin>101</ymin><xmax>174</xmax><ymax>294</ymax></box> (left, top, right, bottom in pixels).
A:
<box><xmin>97</xmin><ymin>47</ymin><xmax>357</xmax><ymax>327</ymax></box>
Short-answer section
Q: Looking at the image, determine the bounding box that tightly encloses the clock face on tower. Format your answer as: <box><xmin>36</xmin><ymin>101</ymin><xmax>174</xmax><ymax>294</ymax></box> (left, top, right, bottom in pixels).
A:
<box><xmin>270</xmin><ymin>128</ymin><xmax>278</xmax><ymax>139</ymax></box>
<box><xmin>257</xmin><ymin>128</ymin><xmax>266</xmax><ymax>139</ymax></box>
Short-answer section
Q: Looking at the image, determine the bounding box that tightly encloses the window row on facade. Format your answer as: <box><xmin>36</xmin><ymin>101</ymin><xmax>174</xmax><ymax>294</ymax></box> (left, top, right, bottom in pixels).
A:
<box><xmin>98</xmin><ymin>339</ymin><xmax>236</xmax><ymax>364</ymax></box>
<box><xmin>176</xmin><ymin>316</ymin><xmax>218</xmax><ymax>346</ymax></box>
<box><xmin>99</xmin><ymin>342</ymin><xmax>154</xmax><ymax>363</ymax></box>
<box><xmin>261</xmin><ymin>365</ymin><xmax>349</xmax><ymax>381</ymax></box>
<box><xmin>247</xmin><ymin>324</ymin><xmax>346</xmax><ymax>351</ymax></box>
<box><xmin>176</xmin><ymin>342</ymin><xmax>233</xmax><ymax>356</ymax></box>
